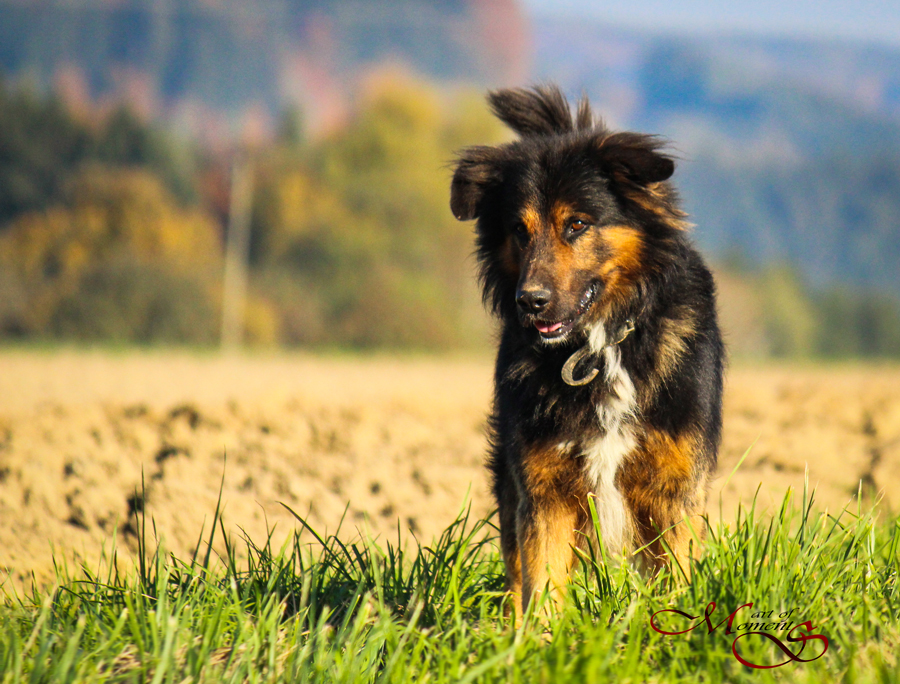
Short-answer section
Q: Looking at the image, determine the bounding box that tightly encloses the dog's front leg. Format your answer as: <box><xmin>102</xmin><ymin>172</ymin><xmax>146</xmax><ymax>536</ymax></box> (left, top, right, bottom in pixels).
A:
<box><xmin>516</xmin><ymin>448</ymin><xmax>588</xmax><ymax>614</ymax></box>
<box><xmin>493</xmin><ymin>464</ymin><xmax>523</xmax><ymax>604</ymax></box>
<box><xmin>619</xmin><ymin>429</ymin><xmax>711</xmax><ymax>579</ymax></box>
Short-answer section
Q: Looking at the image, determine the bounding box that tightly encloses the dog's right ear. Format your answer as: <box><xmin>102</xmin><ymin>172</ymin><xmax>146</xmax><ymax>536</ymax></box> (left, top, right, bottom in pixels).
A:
<box><xmin>450</xmin><ymin>146</ymin><xmax>502</xmax><ymax>221</ymax></box>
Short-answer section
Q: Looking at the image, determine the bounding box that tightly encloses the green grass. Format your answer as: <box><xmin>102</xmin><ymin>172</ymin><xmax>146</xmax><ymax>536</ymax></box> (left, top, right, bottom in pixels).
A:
<box><xmin>1</xmin><ymin>480</ymin><xmax>898</xmax><ymax>683</ymax></box>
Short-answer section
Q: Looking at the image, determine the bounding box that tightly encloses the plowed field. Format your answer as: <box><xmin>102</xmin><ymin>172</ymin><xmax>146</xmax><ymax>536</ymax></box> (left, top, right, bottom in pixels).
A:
<box><xmin>1</xmin><ymin>350</ymin><xmax>898</xmax><ymax>591</ymax></box>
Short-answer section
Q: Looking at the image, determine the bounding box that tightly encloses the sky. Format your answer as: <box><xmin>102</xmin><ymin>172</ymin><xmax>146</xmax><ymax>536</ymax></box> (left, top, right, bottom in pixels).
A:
<box><xmin>523</xmin><ymin>0</ymin><xmax>900</xmax><ymax>47</ymax></box>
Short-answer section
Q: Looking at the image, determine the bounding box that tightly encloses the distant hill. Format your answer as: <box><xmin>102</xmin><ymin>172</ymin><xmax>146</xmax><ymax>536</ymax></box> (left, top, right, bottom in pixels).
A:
<box><xmin>0</xmin><ymin>0</ymin><xmax>529</xmax><ymax>136</ymax></box>
<box><xmin>533</xmin><ymin>16</ymin><xmax>900</xmax><ymax>295</ymax></box>
<box><xmin>534</xmin><ymin>19</ymin><xmax>900</xmax><ymax>154</ymax></box>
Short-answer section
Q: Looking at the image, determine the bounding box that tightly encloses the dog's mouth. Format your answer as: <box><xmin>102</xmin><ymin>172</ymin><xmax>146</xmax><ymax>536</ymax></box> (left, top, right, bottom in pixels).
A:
<box><xmin>533</xmin><ymin>282</ymin><xmax>599</xmax><ymax>341</ymax></box>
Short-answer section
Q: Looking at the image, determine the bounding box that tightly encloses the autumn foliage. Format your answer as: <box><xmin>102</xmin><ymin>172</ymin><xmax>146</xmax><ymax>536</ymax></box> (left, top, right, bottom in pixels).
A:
<box><xmin>0</xmin><ymin>76</ymin><xmax>505</xmax><ymax>348</ymax></box>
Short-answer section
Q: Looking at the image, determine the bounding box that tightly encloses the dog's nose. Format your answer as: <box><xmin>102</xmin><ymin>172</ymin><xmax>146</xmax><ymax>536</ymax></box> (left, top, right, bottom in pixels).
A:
<box><xmin>516</xmin><ymin>288</ymin><xmax>551</xmax><ymax>314</ymax></box>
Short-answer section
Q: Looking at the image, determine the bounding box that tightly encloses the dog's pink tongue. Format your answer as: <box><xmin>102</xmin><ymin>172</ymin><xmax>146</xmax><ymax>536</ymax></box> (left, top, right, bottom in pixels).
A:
<box><xmin>536</xmin><ymin>321</ymin><xmax>562</xmax><ymax>334</ymax></box>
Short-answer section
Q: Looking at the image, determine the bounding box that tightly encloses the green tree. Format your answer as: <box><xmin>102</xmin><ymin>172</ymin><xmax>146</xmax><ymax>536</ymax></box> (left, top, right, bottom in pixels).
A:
<box><xmin>758</xmin><ymin>266</ymin><xmax>819</xmax><ymax>357</ymax></box>
<box><xmin>0</xmin><ymin>82</ymin><xmax>91</xmax><ymax>225</ymax></box>
<box><xmin>0</xmin><ymin>167</ymin><xmax>221</xmax><ymax>342</ymax></box>
<box><xmin>0</xmin><ymin>80</ymin><xmax>199</xmax><ymax>228</ymax></box>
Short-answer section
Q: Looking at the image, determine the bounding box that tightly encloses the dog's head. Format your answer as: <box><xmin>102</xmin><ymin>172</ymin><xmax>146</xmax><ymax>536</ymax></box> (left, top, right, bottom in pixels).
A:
<box><xmin>451</xmin><ymin>85</ymin><xmax>686</xmax><ymax>345</ymax></box>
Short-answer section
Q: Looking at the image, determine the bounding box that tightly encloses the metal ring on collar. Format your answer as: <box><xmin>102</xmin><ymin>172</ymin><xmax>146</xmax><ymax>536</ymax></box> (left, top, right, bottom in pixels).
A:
<box><xmin>561</xmin><ymin>345</ymin><xmax>599</xmax><ymax>386</ymax></box>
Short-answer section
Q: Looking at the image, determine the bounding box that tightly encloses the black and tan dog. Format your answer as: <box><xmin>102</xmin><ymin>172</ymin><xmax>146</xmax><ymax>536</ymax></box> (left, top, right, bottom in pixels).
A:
<box><xmin>450</xmin><ymin>85</ymin><xmax>724</xmax><ymax>613</ymax></box>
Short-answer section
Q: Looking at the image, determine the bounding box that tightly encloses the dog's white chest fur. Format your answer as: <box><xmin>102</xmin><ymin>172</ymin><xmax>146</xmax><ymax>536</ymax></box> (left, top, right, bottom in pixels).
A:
<box><xmin>582</xmin><ymin>323</ymin><xmax>637</xmax><ymax>555</ymax></box>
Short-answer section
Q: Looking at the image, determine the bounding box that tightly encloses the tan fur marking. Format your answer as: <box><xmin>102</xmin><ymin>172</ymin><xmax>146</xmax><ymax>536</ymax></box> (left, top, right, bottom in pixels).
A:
<box><xmin>640</xmin><ymin>430</ymin><xmax>697</xmax><ymax>490</ymax></box>
<box><xmin>618</xmin><ymin>429</ymin><xmax>706</xmax><ymax>574</ymax></box>
<box><xmin>632</xmin><ymin>308</ymin><xmax>699</xmax><ymax>404</ymax></box>
<box><xmin>518</xmin><ymin>503</ymin><xmax>581</xmax><ymax>607</ymax></box>
<box><xmin>656</xmin><ymin>312</ymin><xmax>697</xmax><ymax>380</ymax></box>
<box><xmin>521</xmin><ymin>204</ymin><xmax>542</xmax><ymax>235</ymax></box>
<box><xmin>539</xmin><ymin>201</ymin><xmax>577</xmax><ymax>281</ymax></box>
<box><xmin>626</xmin><ymin>186</ymin><xmax>691</xmax><ymax>231</ymax></box>
<box><xmin>518</xmin><ymin>446</ymin><xmax>590</xmax><ymax>612</ymax></box>
<box><xmin>601</xmin><ymin>226</ymin><xmax>643</xmax><ymax>274</ymax></box>
<box><xmin>598</xmin><ymin>225</ymin><xmax>644</xmax><ymax>310</ymax></box>
<box><xmin>550</xmin><ymin>200</ymin><xmax>575</xmax><ymax>233</ymax></box>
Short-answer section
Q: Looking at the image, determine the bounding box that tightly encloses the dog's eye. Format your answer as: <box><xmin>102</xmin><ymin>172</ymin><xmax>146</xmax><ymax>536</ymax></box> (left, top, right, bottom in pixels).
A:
<box><xmin>512</xmin><ymin>222</ymin><xmax>529</xmax><ymax>242</ymax></box>
<box><xmin>567</xmin><ymin>219</ymin><xmax>590</xmax><ymax>238</ymax></box>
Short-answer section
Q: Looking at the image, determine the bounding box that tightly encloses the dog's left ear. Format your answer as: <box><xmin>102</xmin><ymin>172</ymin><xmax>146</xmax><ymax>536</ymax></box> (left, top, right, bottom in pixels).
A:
<box><xmin>450</xmin><ymin>146</ymin><xmax>502</xmax><ymax>221</ymax></box>
<box><xmin>594</xmin><ymin>133</ymin><xmax>675</xmax><ymax>186</ymax></box>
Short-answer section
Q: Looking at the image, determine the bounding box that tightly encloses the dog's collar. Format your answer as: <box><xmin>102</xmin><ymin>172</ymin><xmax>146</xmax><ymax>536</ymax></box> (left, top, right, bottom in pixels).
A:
<box><xmin>560</xmin><ymin>318</ymin><xmax>635</xmax><ymax>387</ymax></box>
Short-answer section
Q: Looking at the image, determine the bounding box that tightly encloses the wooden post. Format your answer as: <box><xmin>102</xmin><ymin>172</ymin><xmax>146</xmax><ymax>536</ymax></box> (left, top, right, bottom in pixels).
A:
<box><xmin>220</xmin><ymin>153</ymin><xmax>254</xmax><ymax>352</ymax></box>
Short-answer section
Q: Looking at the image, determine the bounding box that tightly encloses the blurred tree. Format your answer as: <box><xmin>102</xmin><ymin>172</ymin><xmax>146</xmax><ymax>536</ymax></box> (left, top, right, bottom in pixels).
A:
<box><xmin>0</xmin><ymin>167</ymin><xmax>221</xmax><ymax>342</ymax></box>
<box><xmin>0</xmin><ymin>82</ymin><xmax>91</xmax><ymax>226</ymax></box>
<box><xmin>714</xmin><ymin>260</ymin><xmax>900</xmax><ymax>359</ymax></box>
<box><xmin>250</xmin><ymin>75</ymin><xmax>505</xmax><ymax>349</ymax></box>
<box><xmin>50</xmin><ymin>257</ymin><xmax>218</xmax><ymax>343</ymax></box>
<box><xmin>275</xmin><ymin>105</ymin><xmax>306</xmax><ymax>151</ymax></box>
<box><xmin>758</xmin><ymin>266</ymin><xmax>819</xmax><ymax>357</ymax></box>
<box><xmin>816</xmin><ymin>288</ymin><xmax>900</xmax><ymax>358</ymax></box>
<box><xmin>93</xmin><ymin>106</ymin><xmax>198</xmax><ymax>204</ymax></box>
<box><xmin>0</xmin><ymin>79</ymin><xmax>198</xmax><ymax>229</ymax></box>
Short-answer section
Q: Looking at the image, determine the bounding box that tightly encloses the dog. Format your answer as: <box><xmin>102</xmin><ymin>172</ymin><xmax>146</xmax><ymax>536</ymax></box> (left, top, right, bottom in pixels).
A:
<box><xmin>450</xmin><ymin>85</ymin><xmax>724</xmax><ymax>614</ymax></box>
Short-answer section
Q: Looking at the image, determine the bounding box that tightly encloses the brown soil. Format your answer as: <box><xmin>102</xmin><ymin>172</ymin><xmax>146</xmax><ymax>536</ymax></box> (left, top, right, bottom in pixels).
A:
<box><xmin>1</xmin><ymin>350</ymin><xmax>898</xmax><ymax>593</ymax></box>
